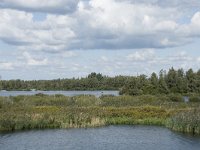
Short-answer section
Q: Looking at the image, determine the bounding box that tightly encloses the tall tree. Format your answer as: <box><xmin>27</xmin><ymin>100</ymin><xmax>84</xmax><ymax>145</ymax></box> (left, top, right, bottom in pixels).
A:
<box><xmin>176</xmin><ymin>68</ymin><xmax>187</xmax><ymax>93</ymax></box>
<box><xmin>149</xmin><ymin>72</ymin><xmax>159</xmax><ymax>94</ymax></box>
<box><xmin>158</xmin><ymin>70</ymin><xmax>169</xmax><ymax>94</ymax></box>
<box><xmin>166</xmin><ymin>67</ymin><xmax>178</xmax><ymax>93</ymax></box>
<box><xmin>186</xmin><ymin>68</ymin><xmax>197</xmax><ymax>93</ymax></box>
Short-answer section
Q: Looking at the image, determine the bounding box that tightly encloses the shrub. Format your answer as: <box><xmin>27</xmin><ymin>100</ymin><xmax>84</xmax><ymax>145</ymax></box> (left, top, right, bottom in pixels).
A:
<box><xmin>167</xmin><ymin>109</ymin><xmax>200</xmax><ymax>135</ymax></box>
<box><xmin>0</xmin><ymin>118</ymin><xmax>16</xmax><ymax>131</ymax></box>
<box><xmin>168</xmin><ymin>94</ymin><xmax>183</xmax><ymax>102</ymax></box>
<box><xmin>35</xmin><ymin>93</ymin><xmax>47</xmax><ymax>97</ymax></box>
<box><xmin>189</xmin><ymin>95</ymin><xmax>200</xmax><ymax>102</ymax></box>
<box><xmin>137</xmin><ymin>95</ymin><xmax>158</xmax><ymax>103</ymax></box>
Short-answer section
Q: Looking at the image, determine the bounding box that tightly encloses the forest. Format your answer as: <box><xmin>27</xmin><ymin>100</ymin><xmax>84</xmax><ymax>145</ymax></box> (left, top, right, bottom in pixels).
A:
<box><xmin>0</xmin><ymin>68</ymin><xmax>200</xmax><ymax>96</ymax></box>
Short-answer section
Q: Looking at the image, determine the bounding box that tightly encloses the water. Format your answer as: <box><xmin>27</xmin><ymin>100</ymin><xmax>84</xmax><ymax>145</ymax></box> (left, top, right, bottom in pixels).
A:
<box><xmin>0</xmin><ymin>126</ymin><xmax>200</xmax><ymax>150</ymax></box>
<box><xmin>0</xmin><ymin>90</ymin><xmax>119</xmax><ymax>97</ymax></box>
<box><xmin>183</xmin><ymin>96</ymin><xmax>189</xmax><ymax>102</ymax></box>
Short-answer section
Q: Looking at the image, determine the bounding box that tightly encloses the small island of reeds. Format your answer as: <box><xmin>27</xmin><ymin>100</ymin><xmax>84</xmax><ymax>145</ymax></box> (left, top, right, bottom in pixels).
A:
<box><xmin>0</xmin><ymin>94</ymin><xmax>200</xmax><ymax>135</ymax></box>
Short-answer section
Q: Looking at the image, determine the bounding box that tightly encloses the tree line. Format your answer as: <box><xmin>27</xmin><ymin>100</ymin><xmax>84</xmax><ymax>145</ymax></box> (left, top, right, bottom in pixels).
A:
<box><xmin>120</xmin><ymin>68</ymin><xmax>200</xmax><ymax>95</ymax></box>
<box><xmin>0</xmin><ymin>68</ymin><xmax>200</xmax><ymax>95</ymax></box>
<box><xmin>0</xmin><ymin>73</ymin><xmax>124</xmax><ymax>91</ymax></box>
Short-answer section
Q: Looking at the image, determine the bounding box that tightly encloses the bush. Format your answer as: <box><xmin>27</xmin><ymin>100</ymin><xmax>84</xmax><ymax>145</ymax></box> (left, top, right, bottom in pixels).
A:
<box><xmin>190</xmin><ymin>95</ymin><xmax>200</xmax><ymax>102</ymax></box>
<box><xmin>0</xmin><ymin>99</ymin><xmax>3</xmax><ymax>108</ymax></box>
<box><xmin>137</xmin><ymin>95</ymin><xmax>158</xmax><ymax>103</ymax></box>
<box><xmin>35</xmin><ymin>93</ymin><xmax>47</xmax><ymax>97</ymax></box>
<box><xmin>168</xmin><ymin>94</ymin><xmax>183</xmax><ymax>102</ymax></box>
<box><xmin>0</xmin><ymin>118</ymin><xmax>16</xmax><ymax>131</ymax></box>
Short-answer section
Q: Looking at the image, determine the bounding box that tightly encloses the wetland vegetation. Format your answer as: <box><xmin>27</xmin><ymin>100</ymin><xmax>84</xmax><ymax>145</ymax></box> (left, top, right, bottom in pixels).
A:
<box><xmin>0</xmin><ymin>68</ymin><xmax>200</xmax><ymax>134</ymax></box>
<box><xmin>0</xmin><ymin>94</ymin><xmax>200</xmax><ymax>134</ymax></box>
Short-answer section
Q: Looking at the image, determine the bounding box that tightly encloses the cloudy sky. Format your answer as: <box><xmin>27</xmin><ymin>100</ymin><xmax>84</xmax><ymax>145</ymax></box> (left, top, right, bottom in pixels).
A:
<box><xmin>0</xmin><ymin>0</ymin><xmax>200</xmax><ymax>80</ymax></box>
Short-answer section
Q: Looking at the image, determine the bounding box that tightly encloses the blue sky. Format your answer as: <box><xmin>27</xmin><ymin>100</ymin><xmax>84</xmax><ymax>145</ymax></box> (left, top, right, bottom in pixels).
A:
<box><xmin>0</xmin><ymin>0</ymin><xmax>200</xmax><ymax>80</ymax></box>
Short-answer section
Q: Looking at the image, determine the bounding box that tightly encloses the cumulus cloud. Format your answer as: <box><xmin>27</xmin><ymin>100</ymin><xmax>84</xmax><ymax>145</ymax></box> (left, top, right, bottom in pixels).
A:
<box><xmin>175</xmin><ymin>12</ymin><xmax>200</xmax><ymax>37</ymax></box>
<box><xmin>127</xmin><ymin>0</ymin><xmax>200</xmax><ymax>9</ymax></box>
<box><xmin>127</xmin><ymin>49</ymin><xmax>155</xmax><ymax>62</ymax></box>
<box><xmin>0</xmin><ymin>0</ymin><xmax>200</xmax><ymax>52</ymax></box>
<box><xmin>22</xmin><ymin>52</ymin><xmax>48</xmax><ymax>66</ymax></box>
<box><xmin>155</xmin><ymin>0</ymin><xmax>200</xmax><ymax>9</ymax></box>
<box><xmin>0</xmin><ymin>0</ymin><xmax>79</xmax><ymax>14</ymax></box>
<box><xmin>1</xmin><ymin>0</ymin><xmax>199</xmax><ymax>15</ymax></box>
<box><xmin>0</xmin><ymin>9</ymin><xmax>75</xmax><ymax>52</ymax></box>
<box><xmin>1</xmin><ymin>48</ymin><xmax>200</xmax><ymax>79</ymax></box>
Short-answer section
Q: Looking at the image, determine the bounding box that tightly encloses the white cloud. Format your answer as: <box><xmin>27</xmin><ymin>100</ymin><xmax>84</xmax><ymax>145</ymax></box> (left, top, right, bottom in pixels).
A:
<box><xmin>168</xmin><ymin>51</ymin><xmax>192</xmax><ymax>62</ymax></box>
<box><xmin>86</xmin><ymin>0</ymin><xmax>178</xmax><ymax>35</ymax></box>
<box><xmin>127</xmin><ymin>49</ymin><xmax>155</xmax><ymax>62</ymax></box>
<box><xmin>197</xmin><ymin>57</ymin><xmax>200</xmax><ymax>63</ymax></box>
<box><xmin>1</xmin><ymin>48</ymin><xmax>200</xmax><ymax>79</ymax></box>
<box><xmin>100</xmin><ymin>56</ymin><xmax>109</xmax><ymax>62</ymax></box>
<box><xmin>70</xmin><ymin>63</ymin><xmax>90</xmax><ymax>72</ymax></box>
<box><xmin>129</xmin><ymin>0</ymin><xmax>200</xmax><ymax>9</ymax></box>
<box><xmin>61</xmin><ymin>51</ymin><xmax>77</xmax><ymax>58</ymax></box>
<box><xmin>0</xmin><ymin>0</ymin><xmax>200</xmax><ymax>52</ymax></box>
<box><xmin>190</xmin><ymin>12</ymin><xmax>200</xmax><ymax>35</ymax></box>
<box><xmin>1</xmin><ymin>0</ymin><xmax>199</xmax><ymax>15</ymax></box>
<box><xmin>0</xmin><ymin>62</ymin><xmax>14</xmax><ymax>70</ymax></box>
<box><xmin>22</xmin><ymin>52</ymin><xmax>48</xmax><ymax>66</ymax></box>
<box><xmin>177</xmin><ymin>12</ymin><xmax>200</xmax><ymax>37</ymax></box>
<box><xmin>0</xmin><ymin>9</ymin><xmax>75</xmax><ymax>52</ymax></box>
<box><xmin>191</xmin><ymin>12</ymin><xmax>200</xmax><ymax>25</ymax></box>
<box><xmin>0</xmin><ymin>0</ymin><xmax>79</xmax><ymax>14</ymax></box>
<box><xmin>155</xmin><ymin>21</ymin><xmax>178</xmax><ymax>31</ymax></box>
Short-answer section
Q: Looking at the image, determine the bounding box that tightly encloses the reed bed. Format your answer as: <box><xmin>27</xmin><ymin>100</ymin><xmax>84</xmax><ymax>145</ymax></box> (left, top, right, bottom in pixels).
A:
<box><xmin>167</xmin><ymin>108</ymin><xmax>200</xmax><ymax>134</ymax></box>
<box><xmin>0</xmin><ymin>94</ymin><xmax>200</xmax><ymax>134</ymax></box>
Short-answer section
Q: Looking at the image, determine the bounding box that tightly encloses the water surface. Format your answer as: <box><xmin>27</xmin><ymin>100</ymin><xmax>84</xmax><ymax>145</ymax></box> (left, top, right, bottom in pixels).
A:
<box><xmin>0</xmin><ymin>126</ymin><xmax>200</xmax><ymax>150</ymax></box>
<box><xmin>0</xmin><ymin>90</ymin><xmax>119</xmax><ymax>97</ymax></box>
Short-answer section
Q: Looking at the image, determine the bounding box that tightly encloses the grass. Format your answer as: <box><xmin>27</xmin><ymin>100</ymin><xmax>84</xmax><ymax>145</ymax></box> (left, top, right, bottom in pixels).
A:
<box><xmin>0</xmin><ymin>94</ymin><xmax>200</xmax><ymax>134</ymax></box>
<box><xmin>166</xmin><ymin>109</ymin><xmax>200</xmax><ymax>134</ymax></box>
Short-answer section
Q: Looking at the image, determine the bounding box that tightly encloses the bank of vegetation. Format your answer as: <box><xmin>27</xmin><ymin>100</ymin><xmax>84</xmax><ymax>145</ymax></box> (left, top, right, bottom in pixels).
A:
<box><xmin>0</xmin><ymin>68</ymin><xmax>200</xmax><ymax>96</ymax></box>
<box><xmin>0</xmin><ymin>94</ymin><xmax>200</xmax><ymax>134</ymax></box>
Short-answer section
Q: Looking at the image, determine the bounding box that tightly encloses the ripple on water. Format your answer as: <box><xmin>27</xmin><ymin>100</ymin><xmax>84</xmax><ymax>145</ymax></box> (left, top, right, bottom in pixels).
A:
<box><xmin>0</xmin><ymin>126</ymin><xmax>200</xmax><ymax>150</ymax></box>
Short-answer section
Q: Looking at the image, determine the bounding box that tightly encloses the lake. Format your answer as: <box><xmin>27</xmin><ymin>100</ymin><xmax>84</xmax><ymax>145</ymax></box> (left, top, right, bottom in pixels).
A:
<box><xmin>0</xmin><ymin>126</ymin><xmax>200</xmax><ymax>150</ymax></box>
<box><xmin>0</xmin><ymin>90</ymin><xmax>119</xmax><ymax>97</ymax></box>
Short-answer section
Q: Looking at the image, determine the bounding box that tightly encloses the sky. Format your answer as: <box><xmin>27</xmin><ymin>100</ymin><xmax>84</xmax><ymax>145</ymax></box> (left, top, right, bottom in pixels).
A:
<box><xmin>0</xmin><ymin>0</ymin><xmax>200</xmax><ymax>80</ymax></box>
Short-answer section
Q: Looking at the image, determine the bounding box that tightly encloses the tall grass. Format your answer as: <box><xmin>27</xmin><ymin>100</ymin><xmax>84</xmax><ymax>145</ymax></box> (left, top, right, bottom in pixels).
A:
<box><xmin>167</xmin><ymin>109</ymin><xmax>200</xmax><ymax>134</ymax></box>
<box><xmin>0</xmin><ymin>94</ymin><xmax>200</xmax><ymax>134</ymax></box>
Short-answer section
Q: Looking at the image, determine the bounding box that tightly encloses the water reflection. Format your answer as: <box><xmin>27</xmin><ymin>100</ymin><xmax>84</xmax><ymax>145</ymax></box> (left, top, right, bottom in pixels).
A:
<box><xmin>0</xmin><ymin>126</ymin><xmax>200</xmax><ymax>150</ymax></box>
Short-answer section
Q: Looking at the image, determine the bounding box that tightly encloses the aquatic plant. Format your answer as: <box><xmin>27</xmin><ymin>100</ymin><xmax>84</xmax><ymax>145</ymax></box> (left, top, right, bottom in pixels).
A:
<box><xmin>0</xmin><ymin>95</ymin><xmax>200</xmax><ymax>134</ymax></box>
<box><xmin>167</xmin><ymin>109</ymin><xmax>200</xmax><ymax>135</ymax></box>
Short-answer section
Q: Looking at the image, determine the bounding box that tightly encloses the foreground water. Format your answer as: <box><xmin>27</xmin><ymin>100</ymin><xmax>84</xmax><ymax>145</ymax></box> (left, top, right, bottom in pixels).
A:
<box><xmin>0</xmin><ymin>126</ymin><xmax>200</xmax><ymax>150</ymax></box>
<box><xmin>0</xmin><ymin>90</ymin><xmax>119</xmax><ymax>97</ymax></box>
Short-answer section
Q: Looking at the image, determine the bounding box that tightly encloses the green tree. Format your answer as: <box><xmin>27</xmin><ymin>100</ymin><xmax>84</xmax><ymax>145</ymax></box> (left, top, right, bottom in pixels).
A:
<box><xmin>176</xmin><ymin>69</ymin><xmax>187</xmax><ymax>93</ymax></box>
<box><xmin>149</xmin><ymin>72</ymin><xmax>159</xmax><ymax>94</ymax></box>
<box><xmin>166</xmin><ymin>67</ymin><xmax>178</xmax><ymax>93</ymax></box>
<box><xmin>158</xmin><ymin>70</ymin><xmax>169</xmax><ymax>94</ymax></box>
<box><xmin>186</xmin><ymin>68</ymin><xmax>197</xmax><ymax>93</ymax></box>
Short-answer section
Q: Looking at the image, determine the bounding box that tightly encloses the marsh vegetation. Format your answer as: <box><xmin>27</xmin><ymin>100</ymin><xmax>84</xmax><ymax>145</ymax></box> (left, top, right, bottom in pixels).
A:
<box><xmin>0</xmin><ymin>94</ymin><xmax>200</xmax><ymax>134</ymax></box>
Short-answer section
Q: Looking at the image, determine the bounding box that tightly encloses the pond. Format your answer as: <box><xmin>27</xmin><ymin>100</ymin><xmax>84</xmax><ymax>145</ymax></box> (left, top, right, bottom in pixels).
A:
<box><xmin>0</xmin><ymin>90</ymin><xmax>119</xmax><ymax>97</ymax></box>
<box><xmin>0</xmin><ymin>126</ymin><xmax>200</xmax><ymax>150</ymax></box>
